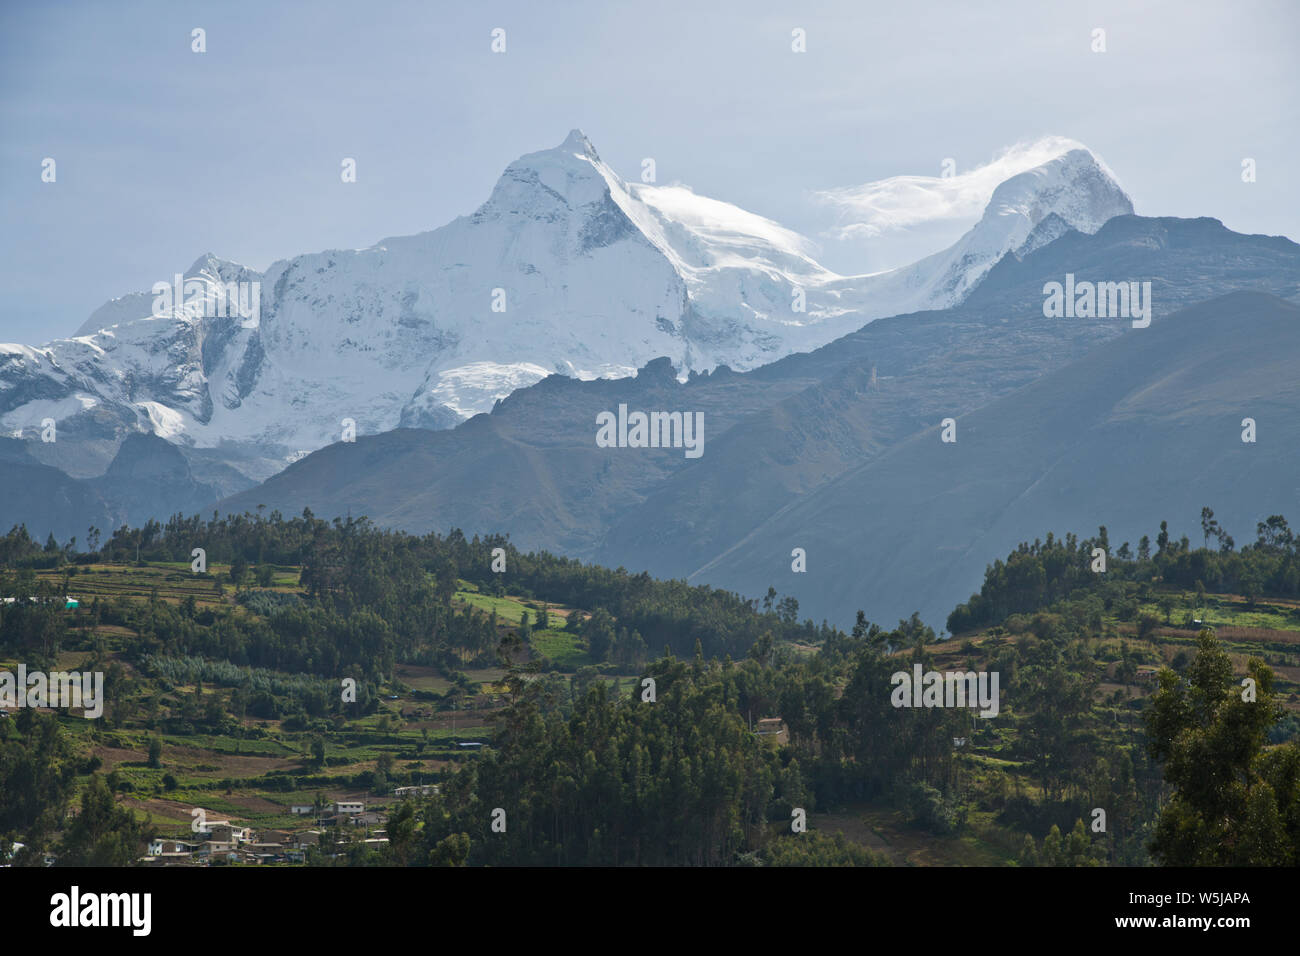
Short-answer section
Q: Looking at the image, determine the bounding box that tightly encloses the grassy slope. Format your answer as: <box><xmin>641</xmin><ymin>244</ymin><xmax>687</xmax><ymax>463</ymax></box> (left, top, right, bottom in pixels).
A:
<box><xmin>20</xmin><ymin>563</ymin><xmax>620</xmax><ymax>840</ymax></box>
<box><xmin>21</xmin><ymin>564</ymin><xmax>1299</xmax><ymax>858</ymax></box>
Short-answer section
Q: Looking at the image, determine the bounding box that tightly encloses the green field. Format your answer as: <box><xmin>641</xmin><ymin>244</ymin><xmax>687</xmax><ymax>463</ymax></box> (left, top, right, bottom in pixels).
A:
<box><xmin>529</xmin><ymin>628</ymin><xmax>591</xmax><ymax>669</ymax></box>
<box><xmin>10</xmin><ymin>543</ymin><xmax>1298</xmax><ymax>866</ymax></box>
<box><xmin>453</xmin><ymin>589</ymin><xmax>533</xmax><ymax>624</ymax></box>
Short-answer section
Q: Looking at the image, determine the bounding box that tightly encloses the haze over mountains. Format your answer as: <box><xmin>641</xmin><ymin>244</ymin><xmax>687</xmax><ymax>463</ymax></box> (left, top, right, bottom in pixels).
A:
<box><xmin>215</xmin><ymin>216</ymin><xmax>1300</xmax><ymax>627</ymax></box>
<box><xmin>2</xmin><ymin>130</ymin><xmax>1297</xmax><ymax>630</ymax></box>
<box><xmin>697</xmin><ymin>291</ymin><xmax>1300</xmax><ymax>627</ymax></box>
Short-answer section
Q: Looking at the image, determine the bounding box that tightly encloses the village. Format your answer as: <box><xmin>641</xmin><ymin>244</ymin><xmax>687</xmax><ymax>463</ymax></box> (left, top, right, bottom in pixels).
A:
<box><xmin>136</xmin><ymin>725</ymin><xmax>794</xmax><ymax>866</ymax></box>
<box><xmin>140</xmin><ymin>786</ymin><xmax>439</xmax><ymax>866</ymax></box>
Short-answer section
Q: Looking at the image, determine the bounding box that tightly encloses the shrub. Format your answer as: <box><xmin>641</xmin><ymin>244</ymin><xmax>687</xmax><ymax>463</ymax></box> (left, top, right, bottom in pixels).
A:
<box><xmin>898</xmin><ymin>781</ymin><xmax>959</xmax><ymax>835</ymax></box>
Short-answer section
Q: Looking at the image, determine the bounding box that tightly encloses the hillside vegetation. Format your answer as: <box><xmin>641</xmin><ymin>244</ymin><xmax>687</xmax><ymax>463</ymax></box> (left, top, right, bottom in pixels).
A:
<box><xmin>1</xmin><ymin>508</ymin><xmax>1297</xmax><ymax>866</ymax></box>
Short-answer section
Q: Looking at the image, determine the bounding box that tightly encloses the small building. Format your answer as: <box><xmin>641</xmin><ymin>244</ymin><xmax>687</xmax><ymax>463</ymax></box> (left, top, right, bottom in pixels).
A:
<box><xmin>335</xmin><ymin>801</ymin><xmax>365</xmax><ymax>815</ymax></box>
<box><xmin>293</xmin><ymin>830</ymin><xmax>323</xmax><ymax>848</ymax></box>
<box><xmin>753</xmin><ymin>718</ymin><xmax>789</xmax><ymax>746</ymax></box>
<box><xmin>394</xmin><ymin>784</ymin><xmax>438</xmax><ymax>799</ymax></box>
<box><xmin>248</xmin><ymin>842</ymin><xmax>289</xmax><ymax>859</ymax></box>
<box><xmin>198</xmin><ymin>839</ymin><xmax>238</xmax><ymax>858</ymax></box>
<box><xmin>289</xmin><ymin>805</ymin><xmax>315</xmax><ymax>815</ymax></box>
<box><xmin>207</xmin><ymin>823</ymin><xmax>251</xmax><ymax>844</ymax></box>
<box><xmin>148</xmin><ymin>839</ymin><xmax>198</xmax><ymax>856</ymax></box>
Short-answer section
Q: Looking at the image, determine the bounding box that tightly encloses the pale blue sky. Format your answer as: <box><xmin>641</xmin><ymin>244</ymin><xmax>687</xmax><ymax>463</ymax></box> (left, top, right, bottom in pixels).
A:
<box><xmin>1</xmin><ymin>0</ymin><xmax>1296</xmax><ymax>343</ymax></box>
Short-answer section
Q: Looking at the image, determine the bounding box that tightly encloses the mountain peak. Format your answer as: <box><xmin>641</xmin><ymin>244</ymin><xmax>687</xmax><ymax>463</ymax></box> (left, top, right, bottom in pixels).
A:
<box><xmin>480</xmin><ymin>128</ymin><xmax>616</xmax><ymax>212</ymax></box>
<box><xmin>875</xmin><ymin>141</ymin><xmax>1134</xmax><ymax>309</ymax></box>
<box><xmin>559</xmin><ymin>128</ymin><xmax>599</xmax><ymax>160</ymax></box>
<box><xmin>983</xmin><ymin>146</ymin><xmax>1133</xmax><ymax>236</ymax></box>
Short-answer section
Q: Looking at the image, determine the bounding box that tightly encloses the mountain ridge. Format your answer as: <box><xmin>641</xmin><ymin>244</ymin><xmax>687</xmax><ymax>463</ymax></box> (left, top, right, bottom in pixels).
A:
<box><xmin>691</xmin><ymin>290</ymin><xmax>1300</xmax><ymax>628</ymax></box>
<box><xmin>2</xmin><ymin>132</ymin><xmax>1132</xmax><ymax>483</ymax></box>
<box><xmin>208</xmin><ymin>215</ymin><xmax>1300</xmax><ymax>631</ymax></box>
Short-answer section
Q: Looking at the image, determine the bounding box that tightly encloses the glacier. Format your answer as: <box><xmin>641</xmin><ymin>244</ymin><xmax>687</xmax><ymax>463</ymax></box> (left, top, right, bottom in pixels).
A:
<box><xmin>0</xmin><ymin>130</ymin><xmax>1132</xmax><ymax>481</ymax></box>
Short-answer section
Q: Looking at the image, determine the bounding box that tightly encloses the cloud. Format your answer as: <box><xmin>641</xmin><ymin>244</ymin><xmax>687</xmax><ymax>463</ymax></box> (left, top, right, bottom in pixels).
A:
<box><xmin>814</xmin><ymin>136</ymin><xmax>1090</xmax><ymax>240</ymax></box>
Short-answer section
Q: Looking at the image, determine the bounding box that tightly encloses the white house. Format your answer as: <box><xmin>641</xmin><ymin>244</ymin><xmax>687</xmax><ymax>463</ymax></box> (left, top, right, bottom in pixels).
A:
<box><xmin>393</xmin><ymin>785</ymin><xmax>438</xmax><ymax>798</ymax></box>
<box><xmin>195</xmin><ymin>820</ymin><xmax>251</xmax><ymax>844</ymax></box>
<box><xmin>149</xmin><ymin>839</ymin><xmax>196</xmax><ymax>855</ymax></box>
<box><xmin>213</xmin><ymin>823</ymin><xmax>251</xmax><ymax>843</ymax></box>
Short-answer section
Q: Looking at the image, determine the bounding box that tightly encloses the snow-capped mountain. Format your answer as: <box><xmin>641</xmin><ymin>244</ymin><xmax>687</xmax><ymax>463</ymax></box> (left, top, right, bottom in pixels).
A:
<box><xmin>0</xmin><ymin>131</ymin><xmax>1132</xmax><ymax>481</ymax></box>
<box><xmin>834</xmin><ymin>148</ymin><xmax>1134</xmax><ymax>312</ymax></box>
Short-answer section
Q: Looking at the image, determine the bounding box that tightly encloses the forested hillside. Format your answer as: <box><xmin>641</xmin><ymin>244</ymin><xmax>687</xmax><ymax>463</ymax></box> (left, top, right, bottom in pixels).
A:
<box><xmin>2</xmin><ymin>508</ymin><xmax>1297</xmax><ymax>866</ymax></box>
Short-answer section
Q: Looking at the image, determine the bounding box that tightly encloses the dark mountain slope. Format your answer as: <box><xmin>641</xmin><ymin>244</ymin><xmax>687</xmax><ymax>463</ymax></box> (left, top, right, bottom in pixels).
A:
<box><xmin>212</xmin><ymin>218</ymin><xmax>1299</xmax><ymax>617</ymax></box>
<box><xmin>596</xmin><ymin>218</ymin><xmax>1300</xmax><ymax>577</ymax></box>
<box><xmin>693</xmin><ymin>292</ymin><xmax>1300</xmax><ymax>628</ymax></box>
<box><xmin>0</xmin><ymin>438</ymin><xmax>117</xmax><ymax>542</ymax></box>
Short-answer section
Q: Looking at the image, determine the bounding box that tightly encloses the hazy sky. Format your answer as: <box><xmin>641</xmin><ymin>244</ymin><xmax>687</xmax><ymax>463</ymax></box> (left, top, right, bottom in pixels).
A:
<box><xmin>1</xmin><ymin>0</ymin><xmax>1296</xmax><ymax>344</ymax></box>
